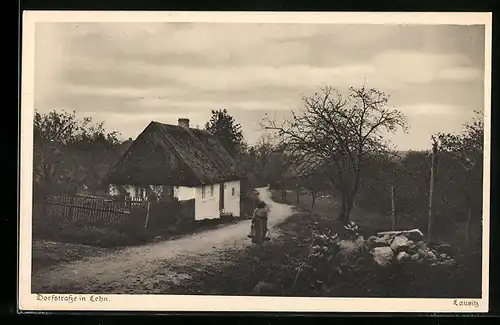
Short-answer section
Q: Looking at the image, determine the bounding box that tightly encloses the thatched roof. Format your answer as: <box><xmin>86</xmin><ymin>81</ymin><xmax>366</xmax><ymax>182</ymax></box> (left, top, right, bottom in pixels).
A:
<box><xmin>103</xmin><ymin>121</ymin><xmax>242</xmax><ymax>187</ymax></box>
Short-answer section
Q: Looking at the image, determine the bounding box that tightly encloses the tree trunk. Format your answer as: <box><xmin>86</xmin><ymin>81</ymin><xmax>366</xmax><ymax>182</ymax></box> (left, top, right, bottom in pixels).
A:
<box><xmin>391</xmin><ymin>186</ymin><xmax>396</xmax><ymax>230</ymax></box>
<box><xmin>339</xmin><ymin>191</ymin><xmax>354</xmax><ymax>224</ymax></box>
<box><xmin>311</xmin><ymin>192</ymin><xmax>316</xmax><ymax>209</ymax></box>
<box><xmin>427</xmin><ymin>141</ymin><xmax>438</xmax><ymax>244</ymax></box>
<box><xmin>296</xmin><ymin>190</ymin><xmax>300</xmax><ymax>204</ymax></box>
<box><xmin>339</xmin><ymin>199</ymin><xmax>347</xmax><ymax>223</ymax></box>
<box><xmin>343</xmin><ymin>174</ymin><xmax>360</xmax><ymax>224</ymax></box>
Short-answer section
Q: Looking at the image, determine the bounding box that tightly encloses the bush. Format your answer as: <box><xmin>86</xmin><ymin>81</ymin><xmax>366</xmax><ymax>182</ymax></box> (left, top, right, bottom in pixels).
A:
<box><xmin>166</xmin><ymin>206</ymin><xmax>481</xmax><ymax>298</ymax></box>
<box><xmin>288</xmin><ymin>218</ymin><xmax>481</xmax><ymax>297</ymax></box>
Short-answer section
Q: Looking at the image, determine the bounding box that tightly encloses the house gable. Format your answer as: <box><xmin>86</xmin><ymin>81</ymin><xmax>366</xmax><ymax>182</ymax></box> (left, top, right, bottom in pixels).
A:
<box><xmin>103</xmin><ymin>123</ymin><xmax>199</xmax><ymax>186</ymax></box>
<box><xmin>104</xmin><ymin>121</ymin><xmax>242</xmax><ymax>187</ymax></box>
<box><xmin>151</xmin><ymin>122</ymin><xmax>241</xmax><ymax>185</ymax></box>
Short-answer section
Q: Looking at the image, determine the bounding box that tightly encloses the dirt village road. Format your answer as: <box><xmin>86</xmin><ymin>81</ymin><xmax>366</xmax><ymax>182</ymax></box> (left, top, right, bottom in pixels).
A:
<box><xmin>31</xmin><ymin>187</ymin><xmax>295</xmax><ymax>294</ymax></box>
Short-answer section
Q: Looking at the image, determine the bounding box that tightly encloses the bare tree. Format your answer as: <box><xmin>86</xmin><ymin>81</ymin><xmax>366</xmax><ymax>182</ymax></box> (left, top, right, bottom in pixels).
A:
<box><xmin>264</xmin><ymin>85</ymin><xmax>407</xmax><ymax>223</ymax></box>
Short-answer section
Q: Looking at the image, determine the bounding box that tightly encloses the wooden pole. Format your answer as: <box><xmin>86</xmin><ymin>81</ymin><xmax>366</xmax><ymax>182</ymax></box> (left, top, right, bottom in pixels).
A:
<box><xmin>69</xmin><ymin>196</ymin><xmax>75</xmax><ymax>223</ymax></box>
<box><xmin>466</xmin><ymin>205</ymin><xmax>473</xmax><ymax>249</ymax></box>
<box><xmin>427</xmin><ymin>140</ymin><xmax>438</xmax><ymax>243</ymax></box>
<box><xmin>144</xmin><ymin>201</ymin><xmax>151</xmax><ymax>228</ymax></box>
<box><xmin>391</xmin><ymin>186</ymin><xmax>396</xmax><ymax>230</ymax></box>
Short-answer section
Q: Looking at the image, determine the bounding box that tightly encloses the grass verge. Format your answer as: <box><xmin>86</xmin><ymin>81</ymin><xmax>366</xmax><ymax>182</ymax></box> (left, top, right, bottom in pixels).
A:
<box><xmin>31</xmin><ymin>240</ymin><xmax>112</xmax><ymax>275</ymax></box>
<box><xmin>164</xmin><ymin>191</ymin><xmax>481</xmax><ymax>298</ymax></box>
<box><xmin>32</xmin><ymin>190</ymin><xmax>261</xmax><ymax>272</ymax></box>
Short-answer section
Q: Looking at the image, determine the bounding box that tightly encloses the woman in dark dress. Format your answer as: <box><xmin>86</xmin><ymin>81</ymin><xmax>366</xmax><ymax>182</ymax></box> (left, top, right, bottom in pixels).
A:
<box><xmin>248</xmin><ymin>200</ymin><xmax>269</xmax><ymax>243</ymax></box>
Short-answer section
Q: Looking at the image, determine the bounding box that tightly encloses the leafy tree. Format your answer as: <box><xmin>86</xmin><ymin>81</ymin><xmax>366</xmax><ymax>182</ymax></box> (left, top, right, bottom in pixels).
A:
<box><xmin>33</xmin><ymin>109</ymin><xmax>122</xmax><ymax>197</ymax></box>
<box><xmin>392</xmin><ymin>151</ymin><xmax>431</xmax><ymax>219</ymax></box>
<box><xmin>205</xmin><ymin>109</ymin><xmax>244</xmax><ymax>157</ymax></box>
<box><xmin>300</xmin><ymin>166</ymin><xmax>330</xmax><ymax>209</ymax></box>
<box><xmin>435</xmin><ymin>111</ymin><xmax>483</xmax><ymax>175</ymax></box>
<box><xmin>255</xmin><ymin>134</ymin><xmax>275</xmax><ymax>181</ymax></box>
<box><xmin>264</xmin><ymin>85</ymin><xmax>407</xmax><ymax>223</ymax></box>
<box><xmin>266</xmin><ymin>147</ymin><xmax>294</xmax><ymax>200</ymax></box>
<box><xmin>233</xmin><ymin>133</ymin><xmax>294</xmax><ymax>199</ymax></box>
<box><xmin>235</xmin><ymin>141</ymin><xmax>261</xmax><ymax>197</ymax></box>
<box><xmin>434</xmin><ymin>111</ymin><xmax>484</xmax><ymax>248</ymax></box>
<box><xmin>355</xmin><ymin>151</ymin><xmax>400</xmax><ymax>216</ymax></box>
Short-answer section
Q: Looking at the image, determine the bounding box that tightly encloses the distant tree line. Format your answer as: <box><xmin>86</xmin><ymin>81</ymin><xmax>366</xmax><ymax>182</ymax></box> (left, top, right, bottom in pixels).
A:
<box><xmin>33</xmin><ymin>108</ymin><xmax>283</xmax><ymax>200</ymax></box>
<box><xmin>34</xmin><ymin>92</ymin><xmax>484</xmax><ymax>251</ymax></box>
<box><xmin>204</xmin><ymin>109</ymin><xmax>291</xmax><ymax>196</ymax></box>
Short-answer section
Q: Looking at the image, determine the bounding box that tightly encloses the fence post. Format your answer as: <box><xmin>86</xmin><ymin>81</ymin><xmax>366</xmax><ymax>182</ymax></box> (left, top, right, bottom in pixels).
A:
<box><xmin>68</xmin><ymin>196</ymin><xmax>75</xmax><ymax>223</ymax></box>
<box><xmin>391</xmin><ymin>186</ymin><xmax>396</xmax><ymax>230</ymax></box>
<box><xmin>144</xmin><ymin>201</ymin><xmax>151</xmax><ymax>228</ymax></box>
<box><xmin>427</xmin><ymin>140</ymin><xmax>438</xmax><ymax>243</ymax></box>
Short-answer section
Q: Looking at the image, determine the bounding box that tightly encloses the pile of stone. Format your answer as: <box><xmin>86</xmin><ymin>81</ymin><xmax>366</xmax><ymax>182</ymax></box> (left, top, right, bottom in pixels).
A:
<box><xmin>367</xmin><ymin>229</ymin><xmax>456</xmax><ymax>267</ymax></box>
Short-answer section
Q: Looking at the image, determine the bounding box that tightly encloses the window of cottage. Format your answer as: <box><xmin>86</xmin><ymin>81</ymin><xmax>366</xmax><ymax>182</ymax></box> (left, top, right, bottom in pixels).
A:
<box><xmin>210</xmin><ymin>184</ymin><xmax>214</xmax><ymax>197</ymax></box>
<box><xmin>201</xmin><ymin>186</ymin><xmax>206</xmax><ymax>199</ymax></box>
<box><xmin>232</xmin><ymin>187</ymin><xmax>235</xmax><ymax>197</ymax></box>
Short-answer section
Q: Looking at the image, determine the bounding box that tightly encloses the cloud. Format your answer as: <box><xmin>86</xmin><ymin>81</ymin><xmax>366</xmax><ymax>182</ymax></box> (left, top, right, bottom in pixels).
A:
<box><xmin>59</xmin><ymin>45</ymin><xmax>480</xmax><ymax>101</ymax></box>
<box><xmin>33</xmin><ymin>22</ymin><xmax>486</xmax><ymax>149</ymax></box>
<box><xmin>61</xmin><ymin>83</ymin><xmax>294</xmax><ymax>113</ymax></box>
<box><xmin>43</xmin><ymin>23</ymin><xmax>484</xmax><ymax>101</ymax></box>
<box><xmin>127</xmin><ymin>97</ymin><xmax>289</xmax><ymax>112</ymax></box>
<box><xmin>397</xmin><ymin>103</ymin><xmax>464</xmax><ymax>116</ymax></box>
<box><xmin>437</xmin><ymin>67</ymin><xmax>482</xmax><ymax>81</ymax></box>
<box><xmin>154</xmin><ymin>64</ymin><xmax>376</xmax><ymax>91</ymax></box>
<box><xmin>63</xmin><ymin>83</ymin><xmax>188</xmax><ymax>100</ymax></box>
<box><xmin>370</xmin><ymin>50</ymin><xmax>479</xmax><ymax>85</ymax></box>
<box><xmin>58</xmin><ymin>22</ymin><xmax>333</xmax><ymax>68</ymax></box>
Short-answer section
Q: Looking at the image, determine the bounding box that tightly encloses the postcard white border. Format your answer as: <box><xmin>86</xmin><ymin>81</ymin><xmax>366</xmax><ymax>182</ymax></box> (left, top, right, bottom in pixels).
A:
<box><xmin>19</xmin><ymin>11</ymin><xmax>492</xmax><ymax>313</ymax></box>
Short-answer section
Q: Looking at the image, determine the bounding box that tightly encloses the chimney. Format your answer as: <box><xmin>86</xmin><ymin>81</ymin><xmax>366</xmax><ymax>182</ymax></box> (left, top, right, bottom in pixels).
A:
<box><xmin>178</xmin><ymin>118</ymin><xmax>190</xmax><ymax>128</ymax></box>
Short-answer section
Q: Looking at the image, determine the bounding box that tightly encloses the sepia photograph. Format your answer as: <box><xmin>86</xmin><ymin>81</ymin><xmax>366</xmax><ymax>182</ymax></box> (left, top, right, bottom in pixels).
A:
<box><xmin>19</xmin><ymin>11</ymin><xmax>491</xmax><ymax>312</ymax></box>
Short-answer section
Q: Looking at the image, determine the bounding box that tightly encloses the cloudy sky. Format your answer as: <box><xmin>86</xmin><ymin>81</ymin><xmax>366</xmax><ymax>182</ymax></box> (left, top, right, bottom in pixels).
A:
<box><xmin>34</xmin><ymin>22</ymin><xmax>485</xmax><ymax>150</ymax></box>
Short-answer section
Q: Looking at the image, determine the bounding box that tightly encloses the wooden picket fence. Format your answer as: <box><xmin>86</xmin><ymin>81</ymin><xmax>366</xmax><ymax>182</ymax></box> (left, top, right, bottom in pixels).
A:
<box><xmin>33</xmin><ymin>194</ymin><xmax>143</xmax><ymax>225</ymax></box>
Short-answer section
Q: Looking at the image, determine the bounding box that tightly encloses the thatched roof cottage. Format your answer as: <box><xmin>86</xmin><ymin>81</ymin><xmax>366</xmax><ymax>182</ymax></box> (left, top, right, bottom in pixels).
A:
<box><xmin>103</xmin><ymin>118</ymin><xmax>243</xmax><ymax>221</ymax></box>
